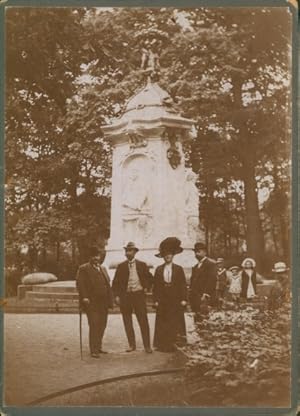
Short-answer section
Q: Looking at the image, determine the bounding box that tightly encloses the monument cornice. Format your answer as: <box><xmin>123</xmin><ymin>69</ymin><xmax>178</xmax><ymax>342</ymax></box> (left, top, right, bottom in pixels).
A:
<box><xmin>102</xmin><ymin>116</ymin><xmax>195</xmax><ymax>145</ymax></box>
<box><xmin>103</xmin><ymin>116</ymin><xmax>194</xmax><ymax>132</ymax></box>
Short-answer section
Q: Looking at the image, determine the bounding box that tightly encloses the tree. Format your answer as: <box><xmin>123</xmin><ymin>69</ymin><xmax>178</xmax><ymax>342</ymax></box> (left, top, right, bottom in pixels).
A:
<box><xmin>148</xmin><ymin>7</ymin><xmax>291</xmax><ymax>269</ymax></box>
<box><xmin>5</xmin><ymin>8</ymin><xmax>111</xmax><ymax>274</ymax></box>
<box><xmin>81</xmin><ymin>7</ymin><xmax>291</xmax><ymax>268</ymax></box>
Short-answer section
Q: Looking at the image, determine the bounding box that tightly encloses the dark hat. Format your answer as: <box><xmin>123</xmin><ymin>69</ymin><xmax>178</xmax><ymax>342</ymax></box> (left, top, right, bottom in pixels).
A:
<box><xmin>89</xmin><ymin>246</ymin><xmax>102</xmax><ymax>258</ymax></box>
<box><xmin>124</xmin><ymin>242</ymin><xmax>139</xmax><ymax>252</ymax></box>
<box><xmin>193</xmin><ymin>242</ymin><xmax>207</xmax><ymax>251</ymax></box>
<box><xmin>155</xmin><ymin>237</ymin><xmax>183</xmax><ymax>258</ymax></box>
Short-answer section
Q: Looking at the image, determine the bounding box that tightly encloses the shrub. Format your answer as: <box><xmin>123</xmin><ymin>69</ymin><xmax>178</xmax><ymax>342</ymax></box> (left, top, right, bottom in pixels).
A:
<box><xmin>5</xmin><ymin>267</ymin><xmax>23</xmax><ymax>297</ymax></box>
<box><xmin>183</xmin><ymin>302</ymin><xmax>291</xmax><ymax>406</ymax></box>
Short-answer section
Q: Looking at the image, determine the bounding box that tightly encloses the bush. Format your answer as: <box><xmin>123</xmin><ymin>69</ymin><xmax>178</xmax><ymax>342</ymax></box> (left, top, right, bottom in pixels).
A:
<box><xmin>37</xmin><ymin>252</ymin><xmax>78</xmax><ymax>281</ymax></box>
<box><xmin>183</xmin><ymin>302</ymin><xmax>291</xmax><ymax>406</ymax></box>
<box><xmin>5</xmin><ymin>267</ymin><xmax>23</xmax><ymax>297</ymax></box>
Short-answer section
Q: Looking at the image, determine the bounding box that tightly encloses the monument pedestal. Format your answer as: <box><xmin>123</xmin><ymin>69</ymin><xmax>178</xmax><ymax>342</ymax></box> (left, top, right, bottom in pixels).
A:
<box><xmin>102</xmin><ymin>80</ymin><xmax>204</xmax><ymax>271</ymax></box>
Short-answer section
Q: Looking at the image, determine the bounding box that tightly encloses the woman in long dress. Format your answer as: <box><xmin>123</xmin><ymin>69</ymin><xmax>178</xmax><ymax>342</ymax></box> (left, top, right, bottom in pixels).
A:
<box><xmin>153</xmin><ymin>237</ymin><xmax>187</xmax><ymax>352</ymax></box>
<box><xmin>240</xmin><ymin>257</ymin><xmax>258</xmax><ymax>300</ymax></box>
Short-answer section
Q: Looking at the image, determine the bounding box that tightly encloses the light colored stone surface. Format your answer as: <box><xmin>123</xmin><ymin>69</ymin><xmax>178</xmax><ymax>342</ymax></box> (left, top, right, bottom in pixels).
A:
<box><xmin>4</xmin><ymin>312</ymin><xmax>194</xmax><ymax>406</ymax></box>
<box><xmin>103</xmin><ymin>81</ymin><xmax>203</xmax><ymax>270</ymax></box>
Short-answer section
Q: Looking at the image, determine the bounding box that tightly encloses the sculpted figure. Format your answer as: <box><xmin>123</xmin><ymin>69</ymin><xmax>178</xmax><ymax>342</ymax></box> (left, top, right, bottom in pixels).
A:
<box><xmin>122</xmin><ymin>168</ymin><xmax>149</xmax><ymax>212</ymax></box>
<box><xmin>185</xmin><ymin>169</ymin><xmax>199</xmax><ymax>213</ymax></box>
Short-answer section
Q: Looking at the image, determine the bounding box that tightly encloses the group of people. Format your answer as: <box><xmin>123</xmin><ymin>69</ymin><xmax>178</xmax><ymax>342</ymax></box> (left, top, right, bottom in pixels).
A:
<box><xmin>76</xmin><ymin>237</ymin><xmax>290</xmax><ymax>358</ymax></box>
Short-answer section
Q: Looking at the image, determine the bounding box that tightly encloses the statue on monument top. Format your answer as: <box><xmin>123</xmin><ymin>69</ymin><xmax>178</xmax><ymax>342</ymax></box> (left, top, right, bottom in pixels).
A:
<box><xmin>141</xmin><ymin>46</ymin><xmax>160</xmax><ymax>81</ymax></box>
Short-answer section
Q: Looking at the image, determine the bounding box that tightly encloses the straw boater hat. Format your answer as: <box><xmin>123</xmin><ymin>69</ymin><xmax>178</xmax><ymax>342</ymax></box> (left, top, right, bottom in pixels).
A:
<box><xmin>241</xmin><ymin>257</ymin><xmax>256</xmax><ymax>268</ymax></box>
<box><xmin>272</xmin><ymin>262</ymin><xmax>289</xmax><ymax>273</ymax></box>
<box><xmin>216</xmin><ymin>257</ymin><xmax>224</xmax><ymax>264</ymax></box>
<box><xmin>123</xmin><ymin>242</ymin><xmax>139</xmax><ymax>252</ymax></box>
<box><xmin>155</xmin><ymin>237</ymin><xmax>183</xmax><ymax>258</ymax></box>
<box><xmin>229</xmin><ymin>265</ymin><xmax>240</xmax><ymax>272</ymax></box>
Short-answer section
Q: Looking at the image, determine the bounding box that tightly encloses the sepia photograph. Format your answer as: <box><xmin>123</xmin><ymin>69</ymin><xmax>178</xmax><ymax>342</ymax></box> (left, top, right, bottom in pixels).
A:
<box><xmin>3</xmin><ymin>4</ymin><xmax>295</xmax><ymax>410</ymax></box>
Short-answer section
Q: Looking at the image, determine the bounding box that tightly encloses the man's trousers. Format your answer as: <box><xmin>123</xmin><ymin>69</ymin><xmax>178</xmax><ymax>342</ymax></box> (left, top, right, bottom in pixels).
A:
<box><xmin>120</xmin><ymin>291</ymin><xmax>150</xmax><ymax>349</ymax></box>
<box><xmin>86</xmin><ymin>304</ymin><xmax>108</xmax><ymax>354</ymax></box>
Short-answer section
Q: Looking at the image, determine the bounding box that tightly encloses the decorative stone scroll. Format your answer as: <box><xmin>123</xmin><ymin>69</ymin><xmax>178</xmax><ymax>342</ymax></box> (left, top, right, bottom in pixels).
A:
<box><xmin>162</xmin><ymin>127</ymin><xmax>183</xmax><ymax>169</ymax></box>
<box><xmin>125</xmin><ymin>130</ymin><xmax>148</xmax><ymax>149</ymax></box>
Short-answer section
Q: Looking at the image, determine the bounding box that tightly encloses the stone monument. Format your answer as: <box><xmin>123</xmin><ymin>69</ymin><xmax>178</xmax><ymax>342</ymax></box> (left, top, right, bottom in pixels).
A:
<box><xmin>102</xmin><ymin>72</ymin><xmax>204</xmax><ymax>271</ymax></box>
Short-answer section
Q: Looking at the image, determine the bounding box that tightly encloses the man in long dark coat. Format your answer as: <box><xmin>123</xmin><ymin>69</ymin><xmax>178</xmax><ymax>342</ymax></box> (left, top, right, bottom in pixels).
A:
<box><xmin>215</xmin><ymin>257</ymin><xmax>228</xmax><ymax>307</ymax></box>
<box><xmin>112</xmin><ymin>242</ymin><xmax>153</xmax><ymax>353</ymax></box>
<box><xmin>190</xmin><ymin>242</ymin><xmax>217</xmax><ymax>314</ymax></box>
<box><xmin>76</xmin><ymin>247</ymin><xmax>113</xmax><ymax>358</ymax></box>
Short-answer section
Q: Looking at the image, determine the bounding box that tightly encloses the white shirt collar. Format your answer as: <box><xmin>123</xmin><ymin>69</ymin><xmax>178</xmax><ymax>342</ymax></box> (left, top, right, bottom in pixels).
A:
<box><xmin>163</xmin><ymin>263</ymin><xmax>172</xmax><ymax>283</ymax></box>
<box><xmin>198</xmin><ymin>256</ymin><xmax>207</xmax><ymax>267</ymax></box>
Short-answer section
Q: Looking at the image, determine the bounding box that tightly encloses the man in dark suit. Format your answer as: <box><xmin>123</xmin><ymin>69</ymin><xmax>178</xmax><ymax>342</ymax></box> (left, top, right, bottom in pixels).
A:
<box><xmin>76</xmin><ymin>247</ymin><xmax>113</xmax><ymax>358</ymax></box>
<box><xmin>190</xmin><ymin>242</ymin><xmax>217</xmax><ymax>313</ymax></box>
<box><xmin>112</xmin><ymin>242</ymin><xmax>153</xmax><ymax>353</ymax></box>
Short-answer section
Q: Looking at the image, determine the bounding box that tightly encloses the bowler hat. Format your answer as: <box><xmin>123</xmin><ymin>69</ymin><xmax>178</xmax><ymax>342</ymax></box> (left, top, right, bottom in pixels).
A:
<box><xmin>193</xmin><ymin>242</ymin><xmax>207</xmax><ymax>252</ymax></box>
<box><xmin>155</xmin><ymin>237</ymin><xmax>183</xmax><ymax>258</ymax></box>
<box><xmin>124</xmin><ymin>242</ymin><xmax>139</xmax><ymax>252</ymax></box>
<box><xmin>89</xmin><ymin>246</ymin><xmax>102</xmax><ymax>258</ymax></box>
<box><xmin>272</xmin><ymin>262</ymin><xmax>289</xmax><ymax>273</ymax></box>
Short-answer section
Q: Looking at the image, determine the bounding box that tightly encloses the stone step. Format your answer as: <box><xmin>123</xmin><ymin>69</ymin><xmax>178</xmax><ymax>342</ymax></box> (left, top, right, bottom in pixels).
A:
<box><xmin>23</xmin><ymin>292</ymin><xmax>155</xmax><ymax>314</ymax></box>
<box><xmin>25</xmin><ymin>291</ymin><xmax>79</xmax><ymax>301</ymax></box>
<box><xmin>31</xmin><ymin>283</ymin><xmax>77</xmax><ymax>293</ymax></box>
<box><xmin>18</xmin><ymin>281</ymin><xmax>77</xmax><ymax>299</ymax></box>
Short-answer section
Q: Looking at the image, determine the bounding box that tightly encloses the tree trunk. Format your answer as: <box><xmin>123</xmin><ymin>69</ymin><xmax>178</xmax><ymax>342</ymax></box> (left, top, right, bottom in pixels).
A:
<box><xmin>56</xmin><ymin>241</ymin><xmax>60</xmax><ymax>263</ymax></box>
<box><xmin>231</xmin><ymin>76</ymin><xmax>265</xmax><ymax>270</ymax></box>
<box><xmin>279</xmin><ymin>213</ymin><xmax>289</xmax><ymax>261</ymax></box>
<box><xmin>242</xmin><ymin>153</ymin><xmax>265</xmax><ymax>271</ymax></box>
<box><xmin>270</xmin><ymin>217</ymin><xmax>280</xmax><ymax>258</ymax></box>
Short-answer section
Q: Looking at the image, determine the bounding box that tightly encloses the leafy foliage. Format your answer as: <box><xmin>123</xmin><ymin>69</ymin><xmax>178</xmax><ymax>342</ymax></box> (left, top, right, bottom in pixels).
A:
<box><xmin>5</xmin><ymin>8</ymin><xmax>111</xmax><ymax>288</ymax></box>
<box><xmin>183</xmin><ymin>302</ymin><xmax>291</xmax><ymax>406</ymax></box>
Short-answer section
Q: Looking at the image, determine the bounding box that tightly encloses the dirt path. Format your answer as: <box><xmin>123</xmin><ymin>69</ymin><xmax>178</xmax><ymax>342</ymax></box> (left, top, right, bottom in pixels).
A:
<box><xmin>4</xmin><ymin>312</ymin><xmax>194</xmax><ymax>406</ymax></box>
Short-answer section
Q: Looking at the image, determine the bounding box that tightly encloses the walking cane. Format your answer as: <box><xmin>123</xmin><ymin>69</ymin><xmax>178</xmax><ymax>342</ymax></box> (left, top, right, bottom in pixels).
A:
<box><xmin>79</xmin><ymin>306</ymin><xmax>83</xmax><ymax>360</ymax></box>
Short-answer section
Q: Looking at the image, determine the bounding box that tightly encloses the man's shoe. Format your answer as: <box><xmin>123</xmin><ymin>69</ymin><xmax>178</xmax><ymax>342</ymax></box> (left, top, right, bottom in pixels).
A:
<box><xmin>98</xmin><ymin>349</ymin><xmax>108</xmax><ymax>354</ymax></box>
<box><xmin>145</xmin><ymin>347</ymin><xmax>153</xmax><ymax>353</ymax></box>
<box><xmin>91</xmin><ymin>353</ymin><xmax>100</xmax><ymax>358</ymax></box>
<box><xmin>126</xmin><ymin>346</ymin><xmax>136</xmax><ymax>352</ymax></box>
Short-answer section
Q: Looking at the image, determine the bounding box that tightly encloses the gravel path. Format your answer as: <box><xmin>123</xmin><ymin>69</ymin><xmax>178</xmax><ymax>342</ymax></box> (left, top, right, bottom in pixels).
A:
<box><xmin>4</xmin><ymin>312</ymin><xmax>194</xmax><ymax>406</ymax></box>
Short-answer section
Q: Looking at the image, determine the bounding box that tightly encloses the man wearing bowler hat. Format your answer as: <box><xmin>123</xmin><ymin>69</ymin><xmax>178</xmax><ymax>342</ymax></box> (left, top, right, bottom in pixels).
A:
<box><xmin>190</xmin><ymin>242</ymin><xmax>217</xmax><ymax>313</ymax></box>
<box><xmin>76</xmin><ymin>246</ymin><xmax>113</xmax><ymax>358</ymax></box>
<box><xmin>112</xmin><ymin>242</ymin><xmax>153</xmax><ymax>353</ymax></box>
<box><xmin>216</xmin><ymin>257</ymin><xmax>228</xmax><ymax>305</ymax></box>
